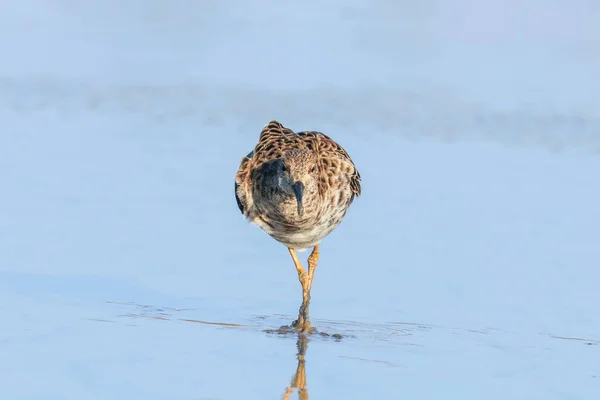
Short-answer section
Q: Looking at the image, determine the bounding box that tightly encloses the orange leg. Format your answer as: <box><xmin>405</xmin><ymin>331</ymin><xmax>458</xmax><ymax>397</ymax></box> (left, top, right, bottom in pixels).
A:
<box><xmin>288</xmin><ymin>248</ymin><xmax>316</xmax><ymax>332</ymax></box>
<box><xmin>306</xmin><ymin>245</ymin><xmax>319</xmax><ymax>292</ymax></box>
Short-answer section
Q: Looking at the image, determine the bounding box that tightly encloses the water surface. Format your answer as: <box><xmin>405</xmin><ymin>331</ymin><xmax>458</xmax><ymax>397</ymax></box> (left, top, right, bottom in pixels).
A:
<box><xmin>1</xmin><ymin>1</ymin><xmax>599</xmax><ymax>399</ymax></box>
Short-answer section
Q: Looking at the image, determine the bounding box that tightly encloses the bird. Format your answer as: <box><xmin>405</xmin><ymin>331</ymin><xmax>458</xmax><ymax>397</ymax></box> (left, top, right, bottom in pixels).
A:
<box><xmin>234</xmin><ymin>120</ymin><xmax>361</xmax><ymax>333</ymax></box>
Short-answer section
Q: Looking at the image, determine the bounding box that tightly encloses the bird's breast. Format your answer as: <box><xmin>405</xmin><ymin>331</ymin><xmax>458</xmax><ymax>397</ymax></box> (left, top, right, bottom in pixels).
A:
<box><xmin>251</xmin><ymin>193</ymin><xmax>349</xmax><ymax>249</ymax></box>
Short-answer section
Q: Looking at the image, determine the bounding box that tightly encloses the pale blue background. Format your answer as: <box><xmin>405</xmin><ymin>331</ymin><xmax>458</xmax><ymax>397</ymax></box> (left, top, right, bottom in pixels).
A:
<box><xmin>1</xmin><ymin>1</ymin><xmax>599</xmax><ymax>399</ymax></box>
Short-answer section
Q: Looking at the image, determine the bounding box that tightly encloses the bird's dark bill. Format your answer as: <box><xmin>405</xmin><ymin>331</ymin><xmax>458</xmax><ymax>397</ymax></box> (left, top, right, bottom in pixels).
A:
<box><xmin>292</xmin><ymin>181</ymin><xmax>304</xmax><ymax>216</ymax></box>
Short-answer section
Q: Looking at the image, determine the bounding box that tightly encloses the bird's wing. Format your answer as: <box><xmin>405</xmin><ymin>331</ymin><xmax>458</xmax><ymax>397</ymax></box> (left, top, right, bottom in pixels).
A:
<box><xmin>234</xmin><ymin>150</ymin><xmax>254</xmax><ymax>214</ymax></box>
<box><xmin>296</xmin><ymin>130</ymin><xmax>362</xmax><ymax>199</ymax></box>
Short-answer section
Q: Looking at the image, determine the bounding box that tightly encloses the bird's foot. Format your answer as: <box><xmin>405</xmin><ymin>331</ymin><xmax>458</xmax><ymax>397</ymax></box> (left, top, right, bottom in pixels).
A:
<box><xmin>268</xmin><ymin>317</ymin><xmax>343</xmax><ymax>339</ymax></box>
<box><xmin>274</xmin><ymin>322</ymin><xmax>316</xmax><ymax>335</ymax></box>
<box><xmin>272</xmin><ymin>321</ymin><xmax>342</xmax><ymax>340</ymax></box>
<box><xmin>291</xmin><ymin>318</ymin><xmax>316</xmax><ymax>334</ymax></box>
<box><xmin>272</xmin><ymin>317</ymin><xmax>315</xmax><ymax>335</ymax></box>
<box><xmin>290</xmin><ymin>302</ymin><xmax>316</xmax><ymax>333</ymax></box>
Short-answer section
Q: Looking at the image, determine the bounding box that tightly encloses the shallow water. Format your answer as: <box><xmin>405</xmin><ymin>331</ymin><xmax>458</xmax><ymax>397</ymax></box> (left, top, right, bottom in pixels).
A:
<box><xmin>1</xmin><ymin>1</ymin><xmax>599</xmax><ymax>399</ymax></box>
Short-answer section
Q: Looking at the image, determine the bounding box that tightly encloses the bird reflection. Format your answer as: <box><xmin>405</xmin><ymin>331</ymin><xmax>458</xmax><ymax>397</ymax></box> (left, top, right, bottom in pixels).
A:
<box><xmin>281</xmin><ymin>335</ymin><xmax>310</xmax><ymax>400</ymax></box>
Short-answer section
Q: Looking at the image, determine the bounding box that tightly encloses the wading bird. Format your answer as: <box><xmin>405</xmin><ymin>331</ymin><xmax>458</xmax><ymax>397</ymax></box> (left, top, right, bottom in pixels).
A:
<box><xmin>235</xmin><ymin>120</ymin><xmax>361</xmax><ymax>332</ymax></box>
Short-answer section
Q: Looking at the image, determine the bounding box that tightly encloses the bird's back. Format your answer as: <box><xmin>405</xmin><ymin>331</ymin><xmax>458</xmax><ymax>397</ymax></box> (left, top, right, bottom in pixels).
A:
<box><xmin>235</xmin><ymin>120</ymin><xmax>361</xmax><ymax>248</ymax></box>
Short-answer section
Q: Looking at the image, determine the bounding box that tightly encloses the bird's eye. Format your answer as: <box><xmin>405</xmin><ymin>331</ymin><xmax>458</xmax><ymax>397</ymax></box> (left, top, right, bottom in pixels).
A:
<box><xmin>310</xmin><ymin>166</ymin><xmax>318</xmax><ymax>174</ymax></box>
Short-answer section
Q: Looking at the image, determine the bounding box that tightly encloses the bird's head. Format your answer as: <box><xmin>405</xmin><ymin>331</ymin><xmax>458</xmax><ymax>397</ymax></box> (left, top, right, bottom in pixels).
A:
<box><xmin>276</xmin><ymin>148</ymin><xmax>319</xmax><ymax>217</ymax></box>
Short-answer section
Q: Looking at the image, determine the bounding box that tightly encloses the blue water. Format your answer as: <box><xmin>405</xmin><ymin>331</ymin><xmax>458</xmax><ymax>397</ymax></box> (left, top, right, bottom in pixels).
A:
<box><xmin>1</xmin><ymin>1</ymin><xmax>599</xmax><ymax>399</ymax></box>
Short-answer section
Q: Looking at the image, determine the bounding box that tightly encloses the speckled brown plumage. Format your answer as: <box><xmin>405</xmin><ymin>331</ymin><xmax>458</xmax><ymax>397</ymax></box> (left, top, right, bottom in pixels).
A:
<box><xmin>235</xmin><ymin>120</ymin><xmax>361</xmax><ymax>333</ymax></box>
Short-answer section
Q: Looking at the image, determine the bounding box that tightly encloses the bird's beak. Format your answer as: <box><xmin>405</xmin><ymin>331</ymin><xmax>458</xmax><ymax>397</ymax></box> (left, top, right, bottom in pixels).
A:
<box><xmin>292</xmin><ymin>181</ymin><xmax>304</xmax><ymax>217</ymax></box>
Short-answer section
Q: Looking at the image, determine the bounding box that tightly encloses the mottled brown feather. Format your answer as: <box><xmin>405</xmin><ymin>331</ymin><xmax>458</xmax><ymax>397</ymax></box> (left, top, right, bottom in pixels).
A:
<box><xmin>235</xmin><ymin>120</ymin><xmax>361</xmax><ymax>216</ymax></box>
<box><xmin>235</xmin><ymin>120</ymin><xmax>361</xmax><ymax>248</ymax></box>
